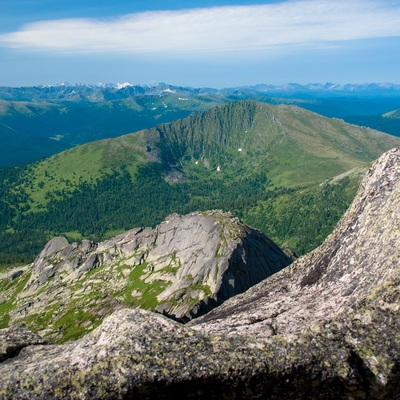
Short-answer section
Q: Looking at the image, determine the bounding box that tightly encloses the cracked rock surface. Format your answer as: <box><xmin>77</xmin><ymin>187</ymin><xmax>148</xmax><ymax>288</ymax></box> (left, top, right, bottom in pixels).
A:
<box><xmin>0</xmin><ymin>327</ymin><xmax>47</xmax><ymax>362</ymax></box>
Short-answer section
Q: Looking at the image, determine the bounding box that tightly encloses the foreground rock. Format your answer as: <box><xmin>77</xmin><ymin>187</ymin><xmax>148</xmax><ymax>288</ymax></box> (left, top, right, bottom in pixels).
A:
<box><xmin>1</xmin><ymin>148</ymin><xmax>400</xmax><ymax>399</ymax></box>
<box><xmin>0</xmin><ymin>210</ymin><xmax>290</xmax><ymax>342</ymax></box>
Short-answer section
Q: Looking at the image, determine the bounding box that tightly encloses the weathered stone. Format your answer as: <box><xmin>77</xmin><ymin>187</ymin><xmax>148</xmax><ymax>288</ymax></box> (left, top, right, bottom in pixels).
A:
<box><xmin>34</xmin><ymin>236</ymin><xmax>69</xmax><ymax>264</ymax></box>
<box><xmin>9</xmin><ymin>270</ymin><xmax>23</xmax><ymax>281</ymax></box>
<box><xmin>2</xmin><ymin>210</ymin><xmax>290</xmax><ymax>341</ymax></box>
<box><xmin>191</xmin><ymin>148</ymin><xmax>400</xmax><ymax>339</ymax></box>
<box><xmin>147</xmin><ymin>211</ymin><xmax>291</xmax><ymax>321</ymax></box>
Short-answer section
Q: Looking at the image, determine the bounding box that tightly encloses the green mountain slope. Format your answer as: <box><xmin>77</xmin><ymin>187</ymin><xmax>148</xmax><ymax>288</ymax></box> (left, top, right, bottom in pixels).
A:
<box><xmin>0</xmin><ymin>94</ymin><xmax>227</xmax><ymax>166</ymax></box>
<box><xmin>4</xmin><ymin>82</ymin><xmax>400</xmax><ymax>168</ymax></box>
<box><xmin>1</xmin><ymin>101</ymin><xmax>399</xmax><ymax>265</ymax></box>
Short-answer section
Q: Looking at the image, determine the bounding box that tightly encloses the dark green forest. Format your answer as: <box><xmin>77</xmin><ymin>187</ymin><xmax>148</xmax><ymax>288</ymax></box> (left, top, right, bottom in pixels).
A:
<box><xmin>0</xmin><ymin>161</ymin><xmax>357</xmax><ymax>266</ymax></box>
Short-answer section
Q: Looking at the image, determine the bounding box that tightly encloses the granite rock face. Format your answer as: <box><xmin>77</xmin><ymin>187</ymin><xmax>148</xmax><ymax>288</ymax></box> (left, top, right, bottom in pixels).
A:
<box><xmin>1</xmin><ymin>148</ymin><xmax>400</xmax><ymax>399</ymax></box>
<box><xmin>1</xmin><ymin>210</ymin><xmax>290</xmax><ymax>342</ymax></box>
<box><xmin>190</xmin><ymin>147</ymin><xmax>400</xmax><ymax>338</ymax></box>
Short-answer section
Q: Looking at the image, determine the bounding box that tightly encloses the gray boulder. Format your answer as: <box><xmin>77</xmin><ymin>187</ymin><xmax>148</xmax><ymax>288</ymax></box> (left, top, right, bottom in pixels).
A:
<box><xmin>147</xmin><ymin>211</ymin><xmax>291</xmax><ymax>321</ymax></box>
<box><xmin>2</xmin><ymin>210</ymin><xmax>291</xmax><ymax>342</ymax></box>
<box><xmin>191</xmin><ymin>147</ymin><xmax>400</xmax><ymax>338</ymax></box>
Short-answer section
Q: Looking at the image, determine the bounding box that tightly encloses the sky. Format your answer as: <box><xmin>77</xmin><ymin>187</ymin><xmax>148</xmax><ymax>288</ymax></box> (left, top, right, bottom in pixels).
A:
<box><xmin>1</xmin><ymin>0</ymin><xmax>400</xmax><ymax>88</ymax></box>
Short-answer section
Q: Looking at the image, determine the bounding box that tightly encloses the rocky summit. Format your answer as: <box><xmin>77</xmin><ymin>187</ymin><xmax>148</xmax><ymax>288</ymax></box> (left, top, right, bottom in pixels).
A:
<box><xmin>0</xmin><ymin>210</ymin><xmax>291</xmax><ymax>342</ymax></box>
<box><xmin>1</xmin><ymin>148</ymin><xmax>400</xmax><ymax>399</ymax></box>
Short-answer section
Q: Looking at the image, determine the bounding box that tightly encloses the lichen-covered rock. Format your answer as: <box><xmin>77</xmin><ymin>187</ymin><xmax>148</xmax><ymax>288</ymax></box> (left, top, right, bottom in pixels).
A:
<box><xmin>1</xmin><ymin>210</ymin><xmax>291</xmax><ymax>342</ymax></box>
<box><xmin>0</xmin><ymin>304</ymin><xmax>399</xmax><ymax>399</ymax></box>
<box><xmin>1</xmin><ymin>148</ymin><xmax>400</xmax><ymax>399</ymax></box>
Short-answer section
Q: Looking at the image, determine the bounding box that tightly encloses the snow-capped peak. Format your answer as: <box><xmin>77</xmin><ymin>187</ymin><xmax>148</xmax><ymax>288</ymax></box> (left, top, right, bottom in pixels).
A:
<box><xmin>115</xmin><ymin>82</ymin><xmax>134</xmax><ymax>89</ymax></box>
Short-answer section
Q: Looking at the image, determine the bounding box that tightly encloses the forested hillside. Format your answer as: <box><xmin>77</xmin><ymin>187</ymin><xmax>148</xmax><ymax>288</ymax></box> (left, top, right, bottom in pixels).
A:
<box><xmin>1</xmin><ymin>101</ymin><xmax>399</xmax><ymax>265</ymax></box>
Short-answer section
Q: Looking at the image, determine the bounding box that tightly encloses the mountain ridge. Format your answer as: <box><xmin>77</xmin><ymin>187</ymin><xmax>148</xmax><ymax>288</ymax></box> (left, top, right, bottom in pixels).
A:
<box><xmin>2</xmin><ymin>82</ymin><xmax>400</xmax><ymax>167</ymax></box>
<box><xmin>2</xmin><ymin>81</ymin><xmax>400</xmax><ymax>102</ymax></box>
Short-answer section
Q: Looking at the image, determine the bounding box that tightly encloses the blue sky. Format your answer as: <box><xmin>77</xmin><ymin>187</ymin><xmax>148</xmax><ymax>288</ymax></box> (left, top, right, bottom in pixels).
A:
<box><xmin>1</xmin><ymin>0</ymin><xmax>400</xmax><ymax>88</ymax></box>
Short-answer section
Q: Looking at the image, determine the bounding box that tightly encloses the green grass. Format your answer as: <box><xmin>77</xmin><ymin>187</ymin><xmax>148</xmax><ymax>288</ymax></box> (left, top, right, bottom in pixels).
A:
<box><xmin>51</xmin><ymin>303</ymin><xmax>103</xmax><ymax>343</ymax></box>
<box><xmin>20</xmin><ymin>261</ymin><xmax>172</xmax><ymax>342</ymax></box>
<box><xmin>0</xmin><ymin>271</ymin><xmax>31</xmax><ymax>328</ymax></box>
<box><xmin>20</xmin><ymin>299</ymin><xmax>104</xmax><ymax>344</ymax></box>
<box><xmin>63</xmin><ymin>231</ymin><xmax>84</xmax><ymax>241</ymax></box>
<box><xmin>189</xmin><ymin>283</ymin><xmax>212</xmax><ymax>297</ymax></box>
<box><xmin>117</xmin><ymin>263</ymin><xmax>172</xmax><ymax>309</ymax></box>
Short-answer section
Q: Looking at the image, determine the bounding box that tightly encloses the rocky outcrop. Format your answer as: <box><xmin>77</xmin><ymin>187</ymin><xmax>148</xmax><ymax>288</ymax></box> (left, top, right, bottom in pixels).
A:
<box><xmin>190</xmin><ymin>147</ymin><xmax>400</xmax><ymax>338</ymax></box>
<box><xmin>1</xmin><ymin>148</ymin><xmax>400</xmax><ymax>399</ymax></box>
<box><xmin>1</xmin><ymin>210</ymin><xmax>290</xmax><ymax>342</ymax></box>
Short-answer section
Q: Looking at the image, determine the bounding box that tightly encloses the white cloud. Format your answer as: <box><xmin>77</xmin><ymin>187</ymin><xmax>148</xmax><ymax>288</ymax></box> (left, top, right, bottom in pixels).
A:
<box><xmin>1</xmin><ymin>0</ymin><xmax>400</xmax><ymax>56</ymax></box>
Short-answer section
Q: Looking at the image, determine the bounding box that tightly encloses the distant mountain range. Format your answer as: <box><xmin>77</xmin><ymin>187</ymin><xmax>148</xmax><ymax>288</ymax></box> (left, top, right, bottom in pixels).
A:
<box><xmin>1</xmin><ymin>100</ymin><xmax>399</xmax><ymax>265</ymax></box>
<box><xmin>2</xmin><ymin>81</ymin><xmax>400</xmax><ymax>102</ymax></box>
<box><xmin>235</xmin><ymin>82</ymin><xmax>400</xmax><ymax>97</ymax></box>
<box><xmin>1</xmin><ymin>82</ymin><xmax>400</xmax><ymax>167</ymax></box>
<box><xmin>0</xmin><ymin>82</ymin><xmax>211</xmax><ymax>102</ymax></box>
